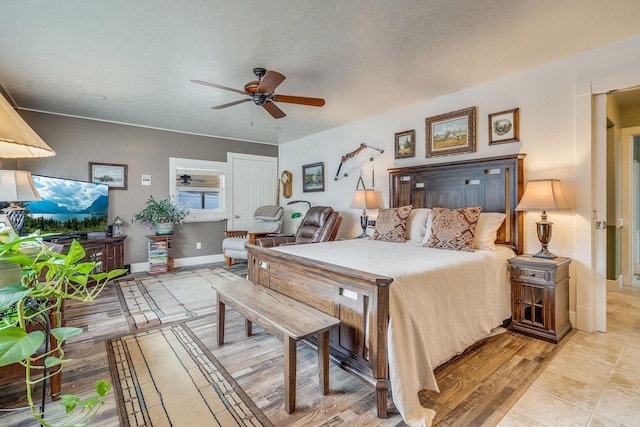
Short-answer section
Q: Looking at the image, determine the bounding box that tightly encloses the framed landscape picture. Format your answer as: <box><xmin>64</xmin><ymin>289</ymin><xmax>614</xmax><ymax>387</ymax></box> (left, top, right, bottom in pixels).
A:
<box><xmin>89</xmin><ymin>162</ymin><xmax>128</xmax><ymax>190</ymax></box>
<box><xmin>395</xmin><ymin>129</ymin><xmax>415</xmax><ymax>159</ymax></box>
<box><xmin>302</xmin><ymin>162</ymin><xmax>325</xmax><ymax>192</ymax></box>
<box><xmin>489</xmin><ymin>108</ymin><xmax>519</xmax><ymax>145</ymax></box>
<box><xmin>425</xmin><ymin>106</ymin><xmax>476</xmax><ymax>158</ymax></box>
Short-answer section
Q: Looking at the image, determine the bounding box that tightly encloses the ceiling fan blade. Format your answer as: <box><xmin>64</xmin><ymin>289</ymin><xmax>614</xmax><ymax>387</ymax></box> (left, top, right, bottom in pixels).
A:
<box><xmin>257</xmin><ymin>70</ymin><xmax>285</xmax><ymax>93</ymax></box>
<box><xmin>211</xmin><ymin>99</ymin><xmax>251</xmax><ymax>109</ymax></box>
<box><xmin>191</xmin><ymin>79</ymin><xmax>247</xmax><ymax>96</ymax></box>
<box><xmin>263</xmin><ymin>101</ymin><xmax>286</xmax><ymax>119</ymax></box>
<box><xmin>272</xmin><ymin>94</ymin><xmax>325</xmax><ymax>107</ymax></box>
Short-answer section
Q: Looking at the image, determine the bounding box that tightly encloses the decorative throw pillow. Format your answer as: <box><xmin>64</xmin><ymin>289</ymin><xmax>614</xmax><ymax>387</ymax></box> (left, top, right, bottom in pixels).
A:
<box><xmin>424</xmin><ymin>206</ymin><xmax>483</xmax><ymax>251</ymax></box>
<box><xmin>405</xmin><ymin>208</ymin><xmax>431</xmax><ymax>243</ymax></box>
<box><xmin>473</xmin><ymin>212</ymin><xmax>506</xmax><ymax>250</ymax></box>
<box><xmin>370</xmin><ymin>205</ymin><xmax>413</xmax><ymax>242</ymax></box>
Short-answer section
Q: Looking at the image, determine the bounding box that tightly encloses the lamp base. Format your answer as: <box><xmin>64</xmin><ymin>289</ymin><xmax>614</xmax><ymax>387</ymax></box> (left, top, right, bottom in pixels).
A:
<box><xmin>2</xmin><ymin>205</ymin><xmax>26</xmax><ymax>234</ymax></box>
<box><xmin>533</xmin><ymin>214</ymin><xmax>556</xmax><ymax>258</ymax></box>
<box><xmin>533</xmin><ymin>249</ymin><xmax>557</xmax><ymax>259</ymax></box>
<box><xmin>357</xmin><ymin>214</ymin><xmax>369</xmax><ymax>239</ymax></box>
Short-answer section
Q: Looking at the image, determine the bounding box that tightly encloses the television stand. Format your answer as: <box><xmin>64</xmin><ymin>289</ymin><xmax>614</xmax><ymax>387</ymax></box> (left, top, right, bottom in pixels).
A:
<box><xmin>56</xmin><ymin>235</ymin><xmax>127</xmax><ymax>274</ymax></box>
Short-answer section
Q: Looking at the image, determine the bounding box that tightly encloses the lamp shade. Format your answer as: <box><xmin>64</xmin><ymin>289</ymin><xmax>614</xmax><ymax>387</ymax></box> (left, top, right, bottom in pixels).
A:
<box><xmin>515</xmin><ymin>179</ymin><xmax>571</xmax><ymax>211</ymax></box>
<box><xmin>0</xmin><ymin>170</ymin><xmax>41</xmax><ymax>202</ymax></box>
<box><xmin>0</xmin><ymin>93</ymin><xmax>55</xmax><ymax>158</ymax></box>
<box><xmin>350</xmin><ymin>189</ymin><xmax>380</xmax><ymax>210</ymax></box>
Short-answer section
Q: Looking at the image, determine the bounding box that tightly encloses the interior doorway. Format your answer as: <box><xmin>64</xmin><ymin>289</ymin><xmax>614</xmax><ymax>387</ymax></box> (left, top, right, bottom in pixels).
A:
<box><xmin>609</xmin><ymin>89</ymin><xmax>640</xmax><ymax>292</ymax></box>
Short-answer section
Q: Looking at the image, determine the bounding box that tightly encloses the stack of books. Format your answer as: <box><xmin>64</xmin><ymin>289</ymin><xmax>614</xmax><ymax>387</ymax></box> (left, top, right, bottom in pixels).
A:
<box><xmin>148</xmin><ymin>240</ymin><xmax>168</xmax><ymax>274</ymax></box>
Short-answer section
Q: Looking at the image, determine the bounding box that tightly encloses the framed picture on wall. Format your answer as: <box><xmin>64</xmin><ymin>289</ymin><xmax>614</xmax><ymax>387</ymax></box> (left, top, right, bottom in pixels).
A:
<box><xmin>489</xmin><ymin>108</ymin><xmax>519</xmax><ymax>145</ymax></box>
<box><xmin>425</xmin><ymin>106</ymin><xmax>476</xmax><ymax>158</ymax></box>
<box><xmin>89</xmin><ymin>162</ymin><xmax>128</xmax><ymax>190</ymax></box>
<box><xmin>302</xmin><ymin>162</ymin><xmax>325</xmax><ymax>192</ymax></box>
<box><xmin>394</xmin><ymin>129</ymin><xmax>415</xmax><ymax>159</ymax></box>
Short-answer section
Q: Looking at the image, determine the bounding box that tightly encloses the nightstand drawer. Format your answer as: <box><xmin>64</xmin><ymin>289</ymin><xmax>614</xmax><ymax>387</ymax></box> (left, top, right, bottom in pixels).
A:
<box><xmin>513</xmin><ymin>266</ymin><xmax>550</xmax><ymax>283</ymax></box>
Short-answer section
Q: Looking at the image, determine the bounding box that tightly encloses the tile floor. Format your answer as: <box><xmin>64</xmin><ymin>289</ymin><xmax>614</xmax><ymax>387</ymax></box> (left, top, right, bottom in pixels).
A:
<box><xmin>497</xmin><ymin>287</ymin><xmax>640</xmax><ymax>426</ymax></box>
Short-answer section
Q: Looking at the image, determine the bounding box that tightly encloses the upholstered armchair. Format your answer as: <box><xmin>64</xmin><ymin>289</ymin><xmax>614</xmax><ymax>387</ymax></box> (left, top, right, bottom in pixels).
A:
<box><xmin>255</xmin><ymin>206</ymin><xmax>342</xmax><ymax>248</ymax></box>
<box><xmin>222</xmin><ymin>205</ymin><xmax>284</xmax><ymax>265</ymax></box>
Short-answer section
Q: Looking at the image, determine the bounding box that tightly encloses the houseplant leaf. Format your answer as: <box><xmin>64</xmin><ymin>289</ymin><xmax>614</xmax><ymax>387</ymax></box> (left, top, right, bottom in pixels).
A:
<box><xmin>0</xmin><ymin>328</ymin><xmax>44</xmax><ymax>366</ymax></box>
<box><xmin>0</xmin><ymin>285</ymin><xmax>32</xmax><ymax>310</ymax></box>
<box><xmin>50</xmin><ymin>327</ymin><xmax>83</xmax><ymax>343</ymax></box>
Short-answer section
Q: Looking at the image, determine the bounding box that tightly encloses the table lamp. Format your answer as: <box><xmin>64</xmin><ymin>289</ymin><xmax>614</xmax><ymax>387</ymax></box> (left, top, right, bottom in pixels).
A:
<box><xmin>350</xmin><ymin>176</ymin><xmax>379</xmax><ymax>238</ymax></box>
<box><xmin>113</xmin><ymin>216</ymin><xmax>124</xmax><ymax>236</ymax></box>
<box><xmin>515</xmin><ymin>179</ymin><xmax>571</xmax><ymax>258</ymax></box>
<box><xmin>0</xmin><ymin>170</ymin><xmax>42</xmax><ymax>234</ymax></box>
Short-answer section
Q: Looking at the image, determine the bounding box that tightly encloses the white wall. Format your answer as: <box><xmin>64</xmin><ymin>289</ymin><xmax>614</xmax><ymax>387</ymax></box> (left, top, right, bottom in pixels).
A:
<box><xmin>279</xmin><ymin>35</ymin><xmax>640</xmax><ymax>331</ymax></box>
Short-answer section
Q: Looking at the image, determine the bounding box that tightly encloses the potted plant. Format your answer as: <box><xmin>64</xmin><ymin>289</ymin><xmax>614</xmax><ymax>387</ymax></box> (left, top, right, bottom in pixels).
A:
<box><xmin>133</xmin><ymin>195</ymin><xmax>191</xmax><ymax>235</ymax></box>
<box><xmin>0</xmin><ymin>229</ymin><xmax>126</xmax><ymax>426</ymax></box>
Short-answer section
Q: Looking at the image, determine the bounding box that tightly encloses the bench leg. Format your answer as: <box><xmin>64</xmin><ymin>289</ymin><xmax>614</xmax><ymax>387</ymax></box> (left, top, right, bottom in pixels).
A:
<box><xmin>216</xmin><ymin>296</ymin><xmax>225</xmax><ymax>346</ymax></box>
<box><xmin>284</xmin><ymin>336</ymin><xmax>296</xmax><ymax>414</ymax></box>
<box><xmin>245</xmin><ymin>319</ymin><xmax>253</xmax><ymax>337</ymax></box>
<box><xmin>318</xmin><ymin>331</ymin><xmax>330</xmax><ymax>395</ymax></box>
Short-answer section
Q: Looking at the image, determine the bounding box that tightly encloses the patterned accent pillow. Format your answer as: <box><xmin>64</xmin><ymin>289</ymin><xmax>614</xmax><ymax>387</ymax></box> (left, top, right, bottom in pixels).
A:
<box><xmin>424</xmin><ymin>206</ymin><xmax>483</xmax><ymax>251</ymax></box>
<box><xmin>370</xmin><ymin>205</ymin><xmax>413</xmax><ymax>242</ymax></box>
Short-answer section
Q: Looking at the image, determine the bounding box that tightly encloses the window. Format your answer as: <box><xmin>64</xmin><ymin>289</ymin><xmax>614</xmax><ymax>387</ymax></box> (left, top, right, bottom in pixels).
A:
<box><xmin>169</xmin><ymin>157</ymin><xmax>227</xmax><ymax>222</ymax></box>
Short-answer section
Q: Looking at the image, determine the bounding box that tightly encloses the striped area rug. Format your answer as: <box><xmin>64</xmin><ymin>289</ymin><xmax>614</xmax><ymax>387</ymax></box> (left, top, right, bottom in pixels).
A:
<box><xmin>116</xmin><ymin>266</ymin><xmax>245</xmax><ymax>329</ymax></box>
<box><xmin>107</xmin><ymin>321</ymin><xmax>272</xmax><ymax>427</ymax></box>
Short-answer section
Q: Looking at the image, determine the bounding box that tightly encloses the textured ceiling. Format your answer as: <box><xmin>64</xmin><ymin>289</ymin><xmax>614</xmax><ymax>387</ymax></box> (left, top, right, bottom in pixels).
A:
<box><xmin>1</xmin><ymin>0</ymin><xmax>640</xmax><ymax>145</ymax></box>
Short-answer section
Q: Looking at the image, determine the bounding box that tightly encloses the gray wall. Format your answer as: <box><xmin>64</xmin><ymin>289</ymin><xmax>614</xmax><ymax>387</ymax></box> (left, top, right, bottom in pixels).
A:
<box><xmin>16</xmin><ymin>111</ymin><xmax>278</xmax><ymax>265</ymax></box>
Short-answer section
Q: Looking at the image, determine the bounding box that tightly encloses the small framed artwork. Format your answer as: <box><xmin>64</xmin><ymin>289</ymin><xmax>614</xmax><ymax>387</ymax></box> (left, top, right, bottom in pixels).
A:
<box><xmin>425</xmin><ymin>106</ymin><xmax>476</xmax><ymax>158</ymax></box>
<box><xmin>489</xmin><ymin>108</ymin><xmax>519</xmax><ymax>145</ymax></box>
<box><xmin>395</xmin><ymin>130</ymin><xmax>415</xmax><ymax>159</ymax></box>
<box><xmin>302</xmin><ymin>162</ymin><xmax>325</xmax><ymax>192</ymax></box>
<box><xmin>0</xmin><ymin>214</ymin><xmax>16</xmax><ymax>233</ymax></box>
<box><xmin>89</xmin><ymin>162</ymin><xmax>128</xmax><ymax>190</ymax></box>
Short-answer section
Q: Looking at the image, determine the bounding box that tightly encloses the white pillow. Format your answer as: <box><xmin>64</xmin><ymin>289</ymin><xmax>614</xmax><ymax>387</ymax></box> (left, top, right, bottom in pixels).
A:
<box><xmin>405</xmin><ymin>208</ymin><xmax>431</xmax><ymax>243</ymax></box>
<box><xmin>473</xmin><ymin>212</ymin><xmax>506</xmax><ymax>250</ymax></box>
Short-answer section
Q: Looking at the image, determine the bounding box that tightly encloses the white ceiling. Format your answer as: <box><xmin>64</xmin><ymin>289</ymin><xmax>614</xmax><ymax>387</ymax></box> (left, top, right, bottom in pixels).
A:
<box><xmin>1</xmin><ymin>0</ymin><xmax>640</xmax><ymax>145</ymax></box>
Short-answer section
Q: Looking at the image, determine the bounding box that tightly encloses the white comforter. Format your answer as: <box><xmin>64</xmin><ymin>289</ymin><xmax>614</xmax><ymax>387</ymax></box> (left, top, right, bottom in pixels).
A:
<box><xmin>274</xmin><ymin>239</ymin><xmax>514</xmax><ymax>427</ymax></box>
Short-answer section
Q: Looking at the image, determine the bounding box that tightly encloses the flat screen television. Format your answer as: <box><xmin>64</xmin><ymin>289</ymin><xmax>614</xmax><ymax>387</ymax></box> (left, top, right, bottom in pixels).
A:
<box><xmin>22</xmin><ymin>175</ymin><xmax>109</xmax><ymax>237</ymax></box>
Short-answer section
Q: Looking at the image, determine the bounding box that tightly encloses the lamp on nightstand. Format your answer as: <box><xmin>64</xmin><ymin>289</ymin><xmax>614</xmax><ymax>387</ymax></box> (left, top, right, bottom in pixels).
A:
<box><xmin>515</xmin><ymin>179</ymin><xmax>571</xmax><ymax>259</ymax></box>
<box><xmin>350</xmin><ymin>176</ymin><xmax>379</xmax><ymax>238</ymax></box>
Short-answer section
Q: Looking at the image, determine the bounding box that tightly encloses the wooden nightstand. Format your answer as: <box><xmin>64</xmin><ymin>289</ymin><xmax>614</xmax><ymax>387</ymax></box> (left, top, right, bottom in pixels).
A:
<box><xmin>508</xmin><ymin>255</ymin><xmax>572</xmax><ymax>343</ymax></box>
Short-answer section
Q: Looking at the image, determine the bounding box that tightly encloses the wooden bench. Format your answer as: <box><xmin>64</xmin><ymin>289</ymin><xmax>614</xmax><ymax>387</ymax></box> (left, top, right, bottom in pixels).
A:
<box><xmin>212</xmin><ymin>279</ymin><xmax>340</xmax><ymax>414</ymax></box>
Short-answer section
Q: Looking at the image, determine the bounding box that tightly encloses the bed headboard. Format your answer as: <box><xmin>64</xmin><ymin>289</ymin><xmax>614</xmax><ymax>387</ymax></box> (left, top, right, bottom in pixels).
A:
<box><xmin>388</xmin><ymin>154</ymin><xmax>525</xmax><ymax>254</ymax></box>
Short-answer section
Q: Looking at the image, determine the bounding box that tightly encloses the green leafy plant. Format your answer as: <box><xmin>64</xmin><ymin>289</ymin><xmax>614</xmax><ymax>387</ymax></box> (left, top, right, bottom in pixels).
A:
<box><xmin>0</xmin><ymin>229</ymin><xmax>126</xmax><ymax>426</ymax></box>
<box><xmin>133</xmin><ymin>195</ymin><xmax>191</xmax><ymax>226</ymax></box>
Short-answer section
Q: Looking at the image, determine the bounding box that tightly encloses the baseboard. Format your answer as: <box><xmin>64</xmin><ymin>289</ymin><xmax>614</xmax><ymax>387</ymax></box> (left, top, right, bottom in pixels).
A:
<box><xmin>129</xmin><ymin>254</ymin><xmax>226</xmax><ymax>274</ymax></box>
<box><xmin>606</xmin><ymin>275</ymin><xmax>623</xmax><ymax>292</ymax></box>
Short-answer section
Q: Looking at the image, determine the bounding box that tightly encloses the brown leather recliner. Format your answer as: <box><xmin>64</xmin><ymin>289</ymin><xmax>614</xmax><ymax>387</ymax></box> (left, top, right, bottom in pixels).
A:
<box><xmin>256</xmin><ymin>206</ymin><xmax>342</xmax><ymax>248</ymax></box>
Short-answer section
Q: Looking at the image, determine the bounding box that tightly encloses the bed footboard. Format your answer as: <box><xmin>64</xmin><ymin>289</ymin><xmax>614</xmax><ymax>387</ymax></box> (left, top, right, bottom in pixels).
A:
<box><xmin>246</xmin><ymin>244</ymin><xmax>393</xmax><ymax>418</ymax></box>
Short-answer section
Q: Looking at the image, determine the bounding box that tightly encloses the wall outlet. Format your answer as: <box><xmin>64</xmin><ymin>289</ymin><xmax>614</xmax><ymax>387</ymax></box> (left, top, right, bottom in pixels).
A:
<box><xmin>196</xmin><ymin>242</ymin><xmax>201</xmax><ymax>249</ymax></box>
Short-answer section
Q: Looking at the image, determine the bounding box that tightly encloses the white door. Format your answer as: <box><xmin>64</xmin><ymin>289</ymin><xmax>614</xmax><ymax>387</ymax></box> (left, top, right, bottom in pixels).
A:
<box><xmin>593</xmin><ymin>94</ymin><xmax>607</xmax><ymax>332</ymax></box>
<box><xmin>227</xmin><ymin>153</ymin><xmax>278</xmax><ymax>231</ymax></box>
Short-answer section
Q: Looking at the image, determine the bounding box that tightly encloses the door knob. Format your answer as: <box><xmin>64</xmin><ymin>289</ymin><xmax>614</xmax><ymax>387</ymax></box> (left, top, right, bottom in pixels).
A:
<box><xmin>234</xmin><ymin>215</ymin><xmax>240</xmax><ymax>219</ymax></box>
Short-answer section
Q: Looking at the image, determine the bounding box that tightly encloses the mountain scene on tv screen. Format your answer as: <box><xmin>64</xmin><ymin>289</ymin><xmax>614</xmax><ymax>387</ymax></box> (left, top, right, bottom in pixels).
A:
<box><xmin>22</xmin><ymin>176</ymin><xmax>109</xmax><ymax>234</ymax></box>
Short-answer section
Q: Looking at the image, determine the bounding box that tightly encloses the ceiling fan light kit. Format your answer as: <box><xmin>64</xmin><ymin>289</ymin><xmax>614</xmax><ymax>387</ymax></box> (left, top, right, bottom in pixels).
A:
<box><xmin>191</xmin><ymin>67</ymin><xmax>325</xmax><ymax>119</ymax></box>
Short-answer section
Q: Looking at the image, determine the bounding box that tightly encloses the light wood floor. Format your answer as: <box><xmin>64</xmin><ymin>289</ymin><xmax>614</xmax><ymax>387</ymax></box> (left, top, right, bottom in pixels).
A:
<box><xmin>0</xmin><ymin>265</ymin><xmax>563</xmax><ymax>427</ymax></box>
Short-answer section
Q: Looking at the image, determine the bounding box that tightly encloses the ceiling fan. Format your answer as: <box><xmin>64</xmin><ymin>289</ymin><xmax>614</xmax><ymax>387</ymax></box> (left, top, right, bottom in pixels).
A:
<box><xmin>191</xmin><ymin>67</ymin><xmax>325</xmax><ymax>119</ymax></box>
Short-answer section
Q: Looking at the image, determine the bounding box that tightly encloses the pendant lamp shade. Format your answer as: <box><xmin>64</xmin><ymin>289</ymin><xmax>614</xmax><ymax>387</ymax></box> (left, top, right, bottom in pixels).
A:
<box><xmin>0</xmin><ymin>93</ymin><xmax>55</xmax><ymax>158</ymax></box>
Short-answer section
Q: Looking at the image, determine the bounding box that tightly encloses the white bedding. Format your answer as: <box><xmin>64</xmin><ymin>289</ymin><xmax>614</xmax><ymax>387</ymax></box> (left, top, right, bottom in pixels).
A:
<box><xmin>273</xmin><ymin>238</ymin><xmax>514</xmax><ymax>427</ymax></box>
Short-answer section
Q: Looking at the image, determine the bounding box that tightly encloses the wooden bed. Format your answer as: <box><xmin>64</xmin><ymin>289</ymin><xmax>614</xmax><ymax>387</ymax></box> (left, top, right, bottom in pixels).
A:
<box><xmin>246</xmin><ymin>154</ymin><xmax>525</xmax><ymax>418</ymax></box>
